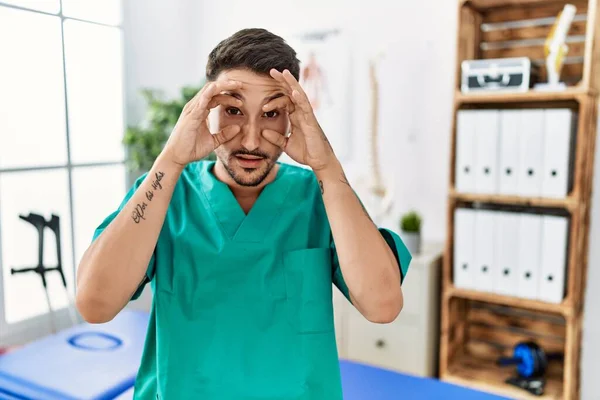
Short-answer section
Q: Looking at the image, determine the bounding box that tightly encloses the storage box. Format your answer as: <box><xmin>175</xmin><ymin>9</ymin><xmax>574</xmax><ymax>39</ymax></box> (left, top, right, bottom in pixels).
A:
<box><xmin>461</xmin><ymin>57</ymin><xmax>538</xmax><ymax>93</ymax></box>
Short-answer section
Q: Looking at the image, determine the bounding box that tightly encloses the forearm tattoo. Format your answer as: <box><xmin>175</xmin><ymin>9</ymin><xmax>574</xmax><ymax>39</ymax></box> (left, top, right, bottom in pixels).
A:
<box><xmin>318</xmin><ymin>121</ymin><xmax>333</xmax><ymax>151</ymax></box>
<box><xmin>132</xmin><ymin>171</ymin><xmax>165</xmax><ymax>224</ymax></box>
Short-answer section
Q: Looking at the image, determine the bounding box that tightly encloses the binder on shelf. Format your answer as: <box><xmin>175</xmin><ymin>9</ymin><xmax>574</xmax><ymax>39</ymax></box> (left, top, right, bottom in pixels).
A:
<box><xmin>517</xmin><ymin>213</ymin><xmax>542</xmax><ymax>300</ymax></box>
<box><xmin>539</xmin><ymin>215</ymin><xmax>569</xmax><ymax>304</ymax></box>
<box><xmin>453</xmin><ymin>208</ymin><xmax>476</xmax><ymax>290</ymax></box>
<box><xmin>541</xmin><ymin>109</ymin><xmax>576</xmax><ymax>198</ymax></box>
<box><xmin>474</xmin><ymin>209</ymin><xmax>495</xmax><ymax>293</ymax></box>
<box><xmin>517</xmin><ymin>109</ymin><xmax>545</xmax><ymax>197</ymax></box>
<box><xmin>455</xmin><ymin>110</ymin><xmax>476</xmax><ymax>193</ymax></box>
<box><xmin>474</xmin><ymin>110</ymin><xmax>501</xmax><ymax>194</ymax></box>
<box><xmin>498</xmin><ymin>110</ymin><xmax>521</xmax><ymax>196</ymax></box>
<box><xmin>493</xmin><ymin>211</ymin><xmax>519</xmax><ymax>297</ymax></box>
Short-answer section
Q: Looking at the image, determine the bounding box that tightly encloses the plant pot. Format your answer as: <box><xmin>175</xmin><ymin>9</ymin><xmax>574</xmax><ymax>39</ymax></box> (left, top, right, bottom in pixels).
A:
<box><xmin>401</xmin><ymin>230</ymin><xmax>421</xmax><ymax>255</ymax></box>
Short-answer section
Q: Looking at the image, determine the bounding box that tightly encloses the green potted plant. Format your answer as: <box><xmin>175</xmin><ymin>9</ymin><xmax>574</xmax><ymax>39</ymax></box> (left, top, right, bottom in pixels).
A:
<box><xmin>400</xmin><ymin>210</ymin><xmax>422</xmax><ymax>255</ymax></box>
<box><xmin>123</xmin><ymin>83</ymin><xmax>216</xmax><ymax>181</ymax></box>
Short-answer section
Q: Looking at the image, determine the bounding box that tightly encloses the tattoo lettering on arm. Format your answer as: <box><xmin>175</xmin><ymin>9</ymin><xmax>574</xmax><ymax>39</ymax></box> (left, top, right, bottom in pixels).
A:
<box><xmin>131</xmin><ymin>171</ymin><xmax>165</xmax><ymax>224</ymax></box>
<box><xmin>151</xmin><ymin>171</ymin><xmax>164</xmax><ymax>190</ymax></box>
<box><xmin>339</xmin><ymin>172</ymin><xmax>373</xmax><ymax>222</ymax></box>
<box><xmin>132</xmin><ymin>202</ymin><xmax>148</xmax><ymax>223</ymax></box>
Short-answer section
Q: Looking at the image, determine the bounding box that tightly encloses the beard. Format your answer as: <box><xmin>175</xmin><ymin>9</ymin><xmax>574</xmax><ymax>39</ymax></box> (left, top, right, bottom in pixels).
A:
<box><xmin>218</xmin><ymin>148</ymin><xmax>280</xmax><ymax>187</ymax></box>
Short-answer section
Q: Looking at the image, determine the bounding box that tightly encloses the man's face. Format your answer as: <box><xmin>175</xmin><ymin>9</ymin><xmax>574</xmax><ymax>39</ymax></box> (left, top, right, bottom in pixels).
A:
<box><xmin>210</xmin><ymin>69</ymin><xmax>290</xmax><ymax>187</ymax></box>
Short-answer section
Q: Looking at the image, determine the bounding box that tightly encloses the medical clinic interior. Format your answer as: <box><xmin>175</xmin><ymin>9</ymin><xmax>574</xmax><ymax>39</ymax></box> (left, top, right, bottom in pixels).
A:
<box><xmin>2</xmin><ymin>0</ymin><xmax>600</xmax><ymax>399</ymax></box>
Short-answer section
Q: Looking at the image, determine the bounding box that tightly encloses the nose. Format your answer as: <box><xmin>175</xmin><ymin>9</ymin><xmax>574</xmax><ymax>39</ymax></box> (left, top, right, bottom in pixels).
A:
<box><xmin>240</xmin><ymin>120</ymin><xmax>262</xmax><ymax>152</ymax></box>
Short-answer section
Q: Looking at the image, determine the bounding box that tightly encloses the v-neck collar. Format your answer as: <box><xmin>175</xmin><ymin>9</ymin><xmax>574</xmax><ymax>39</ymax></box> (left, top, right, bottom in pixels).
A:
<box><xmin>196</xmin><ymin>161</ymin><xmax>292</xmax><ymax>243</ymax></box>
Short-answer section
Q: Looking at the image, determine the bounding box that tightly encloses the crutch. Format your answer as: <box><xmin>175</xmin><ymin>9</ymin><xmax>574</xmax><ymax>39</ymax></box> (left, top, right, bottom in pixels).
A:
<box><xmin>46</xmin><ymin>214</ymin><xmax>78</xmax><ymax>327</ymax></box>
<box><xmin>11</xmin><ymin>213</ymin><xmax>78</xmax><ymax>333</ymax></box>
<box><xmin>11</xmin><ymin>213</ymin><xmax>57</xmax><ymax>333</ymax></box>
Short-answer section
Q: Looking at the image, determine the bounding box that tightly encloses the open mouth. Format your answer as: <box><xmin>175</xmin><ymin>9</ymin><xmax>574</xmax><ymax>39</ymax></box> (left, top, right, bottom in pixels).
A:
<box><xmin>234</xmin><ymin>154</ymin><xmax>265</xmax><ymax>168</ymax></box>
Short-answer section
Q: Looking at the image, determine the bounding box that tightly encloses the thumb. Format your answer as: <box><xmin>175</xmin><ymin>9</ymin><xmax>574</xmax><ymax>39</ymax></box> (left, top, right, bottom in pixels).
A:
<box><xmin>262</xmin><ymin>129</ymin><xmax>288</xmax><ymax>149</ymax></box>
<box><xmin>213</xmin><ymin>125</ymin><xmax>241</xmax><ymax>148</ymax></box>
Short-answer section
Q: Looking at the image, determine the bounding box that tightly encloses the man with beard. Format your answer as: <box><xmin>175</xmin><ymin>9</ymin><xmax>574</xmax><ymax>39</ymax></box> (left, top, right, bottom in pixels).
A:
<box><xmin>76</xmin><ymin>28</ymin><xmax>412</xmax><ymax>400</ymax></box>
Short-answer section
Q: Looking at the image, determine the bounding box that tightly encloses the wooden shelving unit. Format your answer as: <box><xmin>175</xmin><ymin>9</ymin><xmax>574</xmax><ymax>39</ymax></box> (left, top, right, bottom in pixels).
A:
<box><xmin>456</xmin><ymin>87</ymin><xmax>595</xmax><ymax>105</ymax></box>
<box><xmin>446</xmin><ymin>351</ymin><xmax>565</xmax><ymax>400</ymax></box>
<box><xmin>440</xmin><ymin>0</ymin><xmax>600</xmax><ymax>399</ymax></box>
<box><xmin>449</xmin><ymin>189</ymin><xmax>580</xmax><ymax>210</ymax></box>
<box><xmin>445</xmin><ymin>285</ymin><xmax>569</xmax><ymax>316</ymax></box>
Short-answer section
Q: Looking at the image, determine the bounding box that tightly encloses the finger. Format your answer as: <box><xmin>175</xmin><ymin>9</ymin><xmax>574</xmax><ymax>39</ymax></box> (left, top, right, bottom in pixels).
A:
<box><xmin>262</xmin><ymin>95</ymin><xmax>294</xmax><ymax>114</ymax></box>
<box><xmin>269</xmin><ymin>69</ymin><xmax>293</xmax><ymax>94</ymax></box>
<box><xmin>196</xmin><ymin>80</ymin><xmax>243</xmax><ymax>113</ymax></box>
<box><xmin>208</xmin><ymin>94</ymin><xmax>243</xmax><ymax>110</ymax></box>
<box><xmin>213</xmin><ymin>124</ymin><xmax>241</xmax><ymax>148</ymax></box>
<box><xmin>197</xmin><ymin>82</ymin><xmax>232</xmax><ymax>112</ymax></box>
<box><xmin>183</xmin><ymin>86</ymin><xmax>208</xmax><ymax>114</ymax></box>
<box><xmin>282</xmin><ymin>70</ymin><xmax>311</xmax><ymax>110</ymax></box>
<box><xmin>213</xmin><ymin>79</ymin><xmax>243</xmax><ymax>93</ymax></box>
<box><xmin>186</xmin><ymin>82</ymin><xmax>215</xmax><ymax>115</ymax></box>
<box><xmin>262</xmin><ymin>129</ymin><xmax>289</xmax><ymax>149</ymax></box>
<box><xmin>275</xmin><ymin>69</ymin><xmax>312</xmax><ymax>115</ymax></box>
<box><xmin>291</xmin><ymin>88</ymin><xmax>313</xmax><ymax>114</ymax></box>
<box><xmin>282</xmin><ymin>69</ymin><xmax>310</xmax><ymax>104</ymax></box>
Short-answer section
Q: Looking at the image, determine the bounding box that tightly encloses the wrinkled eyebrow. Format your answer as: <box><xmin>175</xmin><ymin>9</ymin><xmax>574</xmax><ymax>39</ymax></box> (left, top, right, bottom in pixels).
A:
<box><xmin>223</xmin><ymin>91</ymin><xmax>244</xmax><ymax>100</ymax></box>
<box><xmin>265</xmin><ymin>92</ymin><xmax>285</xmax><ymax>102</ymax></box>
<box><xmin>223</xmin><ymin>91</ymin><xmax>285</xmax><ymax>102</ymax></box>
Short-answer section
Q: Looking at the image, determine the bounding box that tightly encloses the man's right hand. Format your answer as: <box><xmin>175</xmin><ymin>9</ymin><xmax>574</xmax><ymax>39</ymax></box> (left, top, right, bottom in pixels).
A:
<box><xmin>162</xmin><ymin>80</ymin><xmax>243</xmax><ymax>167</ymax></box>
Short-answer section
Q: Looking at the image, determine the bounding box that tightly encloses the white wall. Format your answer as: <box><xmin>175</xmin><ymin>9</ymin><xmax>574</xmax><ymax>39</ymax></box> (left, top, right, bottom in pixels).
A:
<box><xmin>123</xmin><ymin>0</ymin><xmax>202</xmax><ymax>125</ymax></box>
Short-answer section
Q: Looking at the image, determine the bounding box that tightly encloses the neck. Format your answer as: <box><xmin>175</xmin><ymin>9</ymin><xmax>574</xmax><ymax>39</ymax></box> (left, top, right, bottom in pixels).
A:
<box><xmin>213</xmin><ymin>159</ymin><xmax>280</xmax><ymax>213</ymax></box>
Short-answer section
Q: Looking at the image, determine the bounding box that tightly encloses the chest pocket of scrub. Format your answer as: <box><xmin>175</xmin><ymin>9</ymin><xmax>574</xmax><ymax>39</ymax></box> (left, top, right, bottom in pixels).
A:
<box><xmin>283</xmin><ymin>248</ymin><xmax>334</xmax><ymax>334</ymax></box>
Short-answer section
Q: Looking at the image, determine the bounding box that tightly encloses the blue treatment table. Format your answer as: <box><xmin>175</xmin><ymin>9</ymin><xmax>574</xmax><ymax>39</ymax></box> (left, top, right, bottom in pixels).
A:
<box><xmin>113</xmin><ymin>387</ymin><xmax>134</xmax><ymax>400</ymax></box>
<box><xmin>339</xmin><ymin>360</ymin><xmax>513</xmax><ymax>400</ymax></box>
<box><xmin>0</xmin><ymin>310</ymin><xmax>149</xmax><ymax>400</ymax></box>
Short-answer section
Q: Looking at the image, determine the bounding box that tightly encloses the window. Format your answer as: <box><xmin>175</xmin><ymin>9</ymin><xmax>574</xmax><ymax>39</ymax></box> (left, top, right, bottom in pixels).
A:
<box><xmin>0</xmin><ymin>1</ymin><xmax>125</xmax><ymax>341</ymax></box>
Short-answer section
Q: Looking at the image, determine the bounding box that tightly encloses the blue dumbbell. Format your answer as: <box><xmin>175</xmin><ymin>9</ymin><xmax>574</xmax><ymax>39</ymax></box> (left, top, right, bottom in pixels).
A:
<box><xmin>497</xmin><ymin>341</ymin><xmax>562</xmax><ymax>379</ymax></box>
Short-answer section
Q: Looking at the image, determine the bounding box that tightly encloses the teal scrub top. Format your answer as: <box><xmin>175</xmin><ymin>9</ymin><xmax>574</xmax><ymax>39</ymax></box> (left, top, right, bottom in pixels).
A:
<box><xmin>92</xmin><ymin>160</ymin><xmax>412</xmax><ymax>400</ymax></box>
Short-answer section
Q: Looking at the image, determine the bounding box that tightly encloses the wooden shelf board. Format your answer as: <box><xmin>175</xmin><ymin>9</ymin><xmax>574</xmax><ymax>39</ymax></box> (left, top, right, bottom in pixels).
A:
<box><xmin>455</xmin><ymin>87</ymin><xmax>594</xmax><ymax>105</ymax></box>
<box><xmin>463</xmin><ymin>0</ymin><xmax>568</xmax><ymax>11</ymax></box>
<box><xmin>450</xmin><ymin>190</ymin><xmax>579</xmax><ymax>211</ymax></box>
<box><xmin>444</xmin><ymin>352</ymin><xmax>563</xmax><ymax>400</ymax></box>
<box><xmin>446</xmin><ymin>285</ymin><xmax>569</xmax><ymax>316</ymax></box>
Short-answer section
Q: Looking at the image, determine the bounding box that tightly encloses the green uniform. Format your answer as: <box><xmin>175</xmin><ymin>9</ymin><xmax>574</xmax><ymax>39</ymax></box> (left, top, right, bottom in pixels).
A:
<box><xmin>93</xmin><ymin>160</ymin><xmax>412</xmax><ymax>400</ymax></box>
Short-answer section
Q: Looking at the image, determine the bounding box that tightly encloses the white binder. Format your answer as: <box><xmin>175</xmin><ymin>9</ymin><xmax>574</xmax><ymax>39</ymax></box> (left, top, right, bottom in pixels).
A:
<box><xmin>455</xmin><ymin>111</ymin><xmax>476</xmax><ymax>193</ymax></box>
<box><xmin>453</xmin><ymin>208</ymin><xmax>475</xmax><ymax>290</ymax></box>
<box><xmin>517</xmin><ymin>213</ymin><xmax>542</xmax><ymax>299</ymax></box>
<box><xmin>474</xmin><ymin>110</ymin><xmax>500</xmax><ymax>194</ymax></box>
<box><xmin>541</xmin><ymin>109</ymin><xmax>575</xmax><ymax>198</ymax></box>
<box><xmin>494</xmin><ymin>211</ymin><xmax>519</xmax><ymax>297</ymax></box>
<box><xmin>517</xmin><ymin>109</ymin><xmax>545</xmax><ymax>197</ymax></box>
<box><xmin>499</xmin><ymin>110</ymin><xmax>521</xmax><ymax>196</ymax></box>
<box><xmin>539</xmin><ymin>215</ymin><xmax>569</xmax><ymax>303</ymax></box>
<box><xmin>474</xmin><ymin>210</ymin><xmax>495</xmax><ymax>293</ymax></box>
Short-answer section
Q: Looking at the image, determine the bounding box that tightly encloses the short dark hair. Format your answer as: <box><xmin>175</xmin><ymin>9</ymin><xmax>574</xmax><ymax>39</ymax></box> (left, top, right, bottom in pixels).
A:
<box><xmin>206</xmin><ymin>28</ymin><xmax>300</xmax><ymax>82</ymax></box>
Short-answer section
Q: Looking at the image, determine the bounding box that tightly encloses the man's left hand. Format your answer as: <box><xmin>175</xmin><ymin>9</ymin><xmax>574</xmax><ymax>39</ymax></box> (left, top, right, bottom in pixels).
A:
<box><xmin>261</xmin><ymin>68</ymin><xmax>337</xmax><ymax>171</ymax></box>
